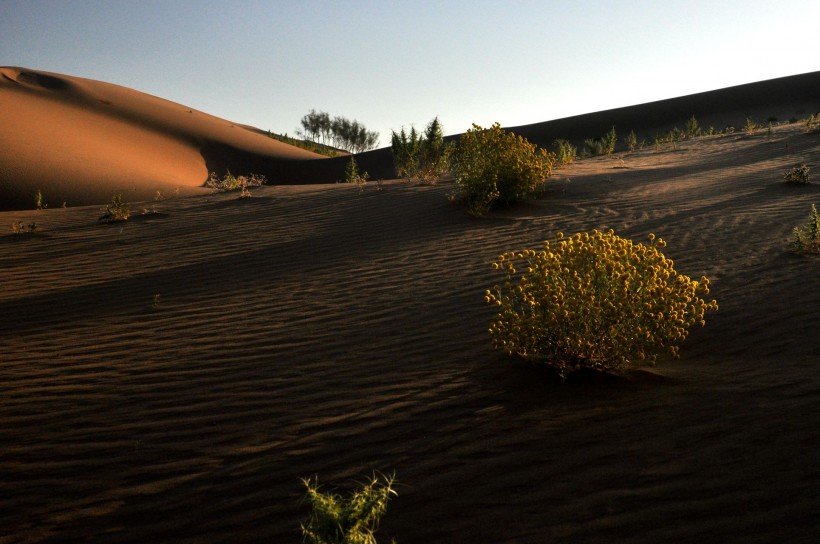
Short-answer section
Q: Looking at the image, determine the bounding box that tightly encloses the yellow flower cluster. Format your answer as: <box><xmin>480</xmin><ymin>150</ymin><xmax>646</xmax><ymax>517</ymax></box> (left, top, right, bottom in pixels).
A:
<box><xmin>486</xmin><ymin>229</ymin><xmax>718</xmax><ymax>375</ymax></box>
<box><xmin>454</xmin><ymin>123</ymin><xmax>554</xmax><ymax>216</ymax></box>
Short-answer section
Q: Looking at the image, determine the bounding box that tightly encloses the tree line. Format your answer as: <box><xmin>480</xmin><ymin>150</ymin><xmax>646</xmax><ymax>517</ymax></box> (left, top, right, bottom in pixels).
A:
<box><xmin>297</xmin><ymin>109</ymin><xmax>379</xmax><ymax>154</ymax></box>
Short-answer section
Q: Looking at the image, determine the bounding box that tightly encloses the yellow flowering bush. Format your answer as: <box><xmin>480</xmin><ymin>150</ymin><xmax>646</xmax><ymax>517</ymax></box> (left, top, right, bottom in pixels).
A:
<box><xmin>486</xmin><ymin>229</ymin><xmax>718</xmax><ymax>376</ymax></box>
<box><xmin>453</xmin><ymin>123</ymin><xmax>554</xmax><ymax>216</ymax></box>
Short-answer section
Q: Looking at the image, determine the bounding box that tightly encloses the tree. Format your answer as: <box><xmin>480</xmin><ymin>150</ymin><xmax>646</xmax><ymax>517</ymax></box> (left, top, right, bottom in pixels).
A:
<box><xmin>297</xmin><ymin>110</ymin><xmax>379</xmax><ymax>153</ymax></box>
<box><xmin>390</xmin><ymin>116</ymin><xmax>451</xmax><ymax>184</ymax></box>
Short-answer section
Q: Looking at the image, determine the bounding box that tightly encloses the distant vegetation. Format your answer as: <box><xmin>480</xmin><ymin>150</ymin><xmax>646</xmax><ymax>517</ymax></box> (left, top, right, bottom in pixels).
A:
<box><xmin>298</xmin><ymin>109</ymin><xmax>379</xmax><ymax>154</ymax></box>
<box><xmin>265</xmin><ymin>131</ymin><xmax>341</xmax><ymax>157</ymax></box>
<box><xmin>581</xmin><ymin>126</ymin><xmax>617</xmax><ymax>158</ymax></box>
<box><xmin>390</xmin><ymin>117</ymin><xmax>453</xmax><ymax>184</ymax></box>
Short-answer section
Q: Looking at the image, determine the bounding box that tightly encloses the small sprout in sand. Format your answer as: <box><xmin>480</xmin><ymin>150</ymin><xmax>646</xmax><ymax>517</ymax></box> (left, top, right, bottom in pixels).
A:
<box><xmin>152</xmin><ymin>293</ymin><xmax>161</xmax><ymax>309</ymax></box>
<box><xmin>99</xmin><ymin>195</ymin><xmax>130</xmax><ymax>223</ymax></box>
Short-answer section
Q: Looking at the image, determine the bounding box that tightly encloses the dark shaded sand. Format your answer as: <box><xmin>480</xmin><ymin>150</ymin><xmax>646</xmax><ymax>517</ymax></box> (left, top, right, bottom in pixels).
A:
<box><xmin>2</xmin><ymin>116</ymin><xmax>819</xmax><ymax>542</ymax></box>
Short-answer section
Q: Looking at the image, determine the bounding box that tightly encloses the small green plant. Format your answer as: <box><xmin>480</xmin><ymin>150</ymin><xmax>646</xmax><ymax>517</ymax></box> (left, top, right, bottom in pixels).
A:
<box><xmin>552</xmin><ymin>139</ymin><xmax>577</xmax><ymax>167</ymax></box>
<box><xmin>300</xmin><ymin>472</ymin><xmax>397</xmax><ymax>544</ymax></box>
<box><xmin>152</xmin><ymin>293</ymin><xmax>161</xmax><ymax>309</ymax></box>
<box><xmin>452</xmin><ymin>123</ymin><xmax>554</xmax><ymax>216</ymax></box>
<box><xmin>99</xmin><ymin>195</ymin><xmax>130</xmax><ymax>223</ymax></box>
<box><xmin>344</xmin><ymin>155</ymin><xmax>369</xmax><ymax>191</ymax></box>
<box><xmin>791</xmin><ymin>204</ymin><xmax>820</xmax><ymax>253</ymax></box>
<box><xmin>486</xmin><ymin>230</ymin><xmax>718</xmax><ymax>376</ymax></box>
<box><xmin>744</xmin><ymin>117</ymin><xmax>758</xmax><ymax>135</ymax></box>
<box><xmin>784</xmin><ymin>164</ymin><xmax>811</xmax><ymax>184</ymax></box>
<box><xmin>625</xmin><ymin>130</ymin><xmax>637</xmax><ymax>152</ymax></box>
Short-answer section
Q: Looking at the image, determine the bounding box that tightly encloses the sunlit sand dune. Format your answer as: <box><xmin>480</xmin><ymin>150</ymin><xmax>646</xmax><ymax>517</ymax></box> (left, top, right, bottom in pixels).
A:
<box><xmin>0</xmin><ymin>67</ymin><xmax>328</xmax><ymax>210</ymax></box>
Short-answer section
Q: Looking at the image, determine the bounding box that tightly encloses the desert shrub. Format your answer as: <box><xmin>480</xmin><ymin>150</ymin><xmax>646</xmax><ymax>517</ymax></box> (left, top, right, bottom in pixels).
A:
<box><xmin>784</xmin><ymin>164</ymin><xmax>811</xmax><ymax>184</ymax></box>
<box><xmin>625</xmin><ymin>130</ymin><xmax>637</xmax><ymax>152</ymax></box>
<box><xmin>99</xmin><ymin>195</ymin><xmax>129</xmax><ymax>222</ymax></box>
<box><xmin>552</xmin><ymin>139</ymin><xmax>577</xmax><ymax>167</ymax></box>
<box><xmin>452</xmin><ymin>123</ymin><xmax>554</xmax><ymax>216</ymax></box>
<box><xmin>301</xmin><ymin>473</ymin><xmax>397</xmax><ymax>544</ymax></box>
<box><xmin>486</xmin><ymin>229</ymin><xmax>718</xmax><ymax>376</ymax></box>
<box><xmin>684</xmin><ymin>115</ymin><xmax>701</xmax><ymax>139</ymax></box>
<box><xmin>206</xmin><ymin>171</ymin><xmax>266</xmax><ymax>198</ymax></box>
<box><xmin>602</xmin><ymin>126</ymin><xmax>617</xmax><ymax>155</ymax></box>
<box><xmin>582</xmin><ymin>138</ymin><xmax>603</xmax><ymax>158</ymax></box>
<box><xmin>744</xmin><ymin>117</ymin><xmax>758</xmax><ymax>135</ymax></box>
<box><xmin>805</xmin><ymin>114</ymin><xmax>820</xmax><ymax>134</ymax></box>
<box><xmin>391</xmin><ymin>117</ymin><xmax>452</xmax><ymax>184</ymax></box>
<box><xmin>791</xmin><ymin>204</ymin><xmax>820</xmax><ymax>253</ymax></box>
<box><xmin>344</xmin><ymin>155</ymin><xmax>369</xmax><ymax>191</ymax></box>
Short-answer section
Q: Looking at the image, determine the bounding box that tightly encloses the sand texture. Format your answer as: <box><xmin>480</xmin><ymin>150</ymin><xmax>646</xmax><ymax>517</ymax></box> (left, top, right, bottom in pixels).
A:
<box><xmin>2</xmin><ymin>116</ymin><xmax>819</xmax><ymax>542</ymax></box>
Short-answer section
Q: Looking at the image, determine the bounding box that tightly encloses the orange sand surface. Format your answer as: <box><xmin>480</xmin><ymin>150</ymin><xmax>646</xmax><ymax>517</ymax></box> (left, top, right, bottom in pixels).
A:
<box><xmin>1</xmin><ymin>72</ymin><xmax>819</xmax><ymax>543</ymax></box>
<box><xmin>0</xmin><ymin>67</ymin><xmax>329</xmax><ymax>211</ymax></box>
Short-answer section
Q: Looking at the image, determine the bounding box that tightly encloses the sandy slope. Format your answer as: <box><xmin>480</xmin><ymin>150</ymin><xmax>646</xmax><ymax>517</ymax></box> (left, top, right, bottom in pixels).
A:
<box><xmin>1</xmin><ymin>120</ymin><xmax>818</xmax><ymax>543</ymax></box>
<box><xmin>0</xmin><ymin>67</ymin><xmax>327</xmax><ymax>211</ymax></box>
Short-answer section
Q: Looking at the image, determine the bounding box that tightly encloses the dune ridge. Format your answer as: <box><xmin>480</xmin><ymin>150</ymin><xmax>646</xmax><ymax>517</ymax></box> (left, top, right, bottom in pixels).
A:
<box><xmin>3</xmin><ymin>68</ymin><xmax>820</xmax><ymax>211</ymax></box>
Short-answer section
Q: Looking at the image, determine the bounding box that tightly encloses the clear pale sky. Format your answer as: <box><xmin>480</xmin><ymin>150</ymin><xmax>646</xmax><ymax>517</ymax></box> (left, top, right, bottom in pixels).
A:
<box><xmin>2</xmin><ymin>0</ymin><xmax>818</xmax><ymax>148</ymax></box>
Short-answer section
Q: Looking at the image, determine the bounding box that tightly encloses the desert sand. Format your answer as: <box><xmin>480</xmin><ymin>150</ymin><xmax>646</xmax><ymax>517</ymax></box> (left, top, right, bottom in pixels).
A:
<box><xmin>1</xmin><ymin>70</ymin><xmax>819</xmax><ymax>543</ymax></box>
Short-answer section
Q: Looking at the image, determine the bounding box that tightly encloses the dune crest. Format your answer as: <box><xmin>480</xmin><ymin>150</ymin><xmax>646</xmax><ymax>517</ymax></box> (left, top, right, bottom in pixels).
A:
<box><xmin>0</xmin><ymin>67</ymin><xmax>326</xmax><ymax>210</ymax></box>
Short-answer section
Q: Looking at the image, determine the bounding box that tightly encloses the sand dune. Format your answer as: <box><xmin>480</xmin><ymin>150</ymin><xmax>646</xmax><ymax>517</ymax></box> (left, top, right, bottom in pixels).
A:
<box><xmin>3</xmin><ymin>68</ymin><xmax>819</xmax><ymax>212</ymax></box>
<box><xmin>0</xmin><ymin>67</ymin><xmax>331</xmax><ymax>211</ymax></box>
<box><xmin>2</xmin><ymin>105</ymin><xmax>819</xmax><ymax>543</ymax></box>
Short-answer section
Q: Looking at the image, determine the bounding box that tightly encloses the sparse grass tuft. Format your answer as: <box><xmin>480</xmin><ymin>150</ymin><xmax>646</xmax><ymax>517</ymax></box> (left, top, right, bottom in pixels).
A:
<box><xmin>99</xmin><ymin>195</ymin><xmax>130</xmax><ymax>223</ymax></box>
<box><xmin>301</xmin><ymin>472</ymin><xmax>397</xmax><ymax>544</ymax></box>
<box><xmin>791</xmin><ymin>204</ymin><xmax>820</xmax><ymax>253</ymax></box>
<box><xmin>11</xmin><ymin>221</ymin><xmax>37</xmax><ymax>234</ymax></box>
<box><xmin>784</xmin><ymin>164</ymin><xmax>811</xmax><ymax>185</ymax></box>
<box><xmin>206</xmin><ymin>171</ymin><xmax>266</xmax><ymax>198</ymax></box>
<box><xmin>553</xmin><ymin>139</ymin><xmax>577</xmax><ymax>167</ymax></box>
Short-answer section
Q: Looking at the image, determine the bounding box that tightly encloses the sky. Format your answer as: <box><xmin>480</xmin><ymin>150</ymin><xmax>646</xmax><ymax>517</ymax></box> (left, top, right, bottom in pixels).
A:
<box><xmin>2</xmin><ymin>0</ymin><xmax>818</xmax><ymax>149</ymax></box>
